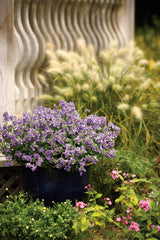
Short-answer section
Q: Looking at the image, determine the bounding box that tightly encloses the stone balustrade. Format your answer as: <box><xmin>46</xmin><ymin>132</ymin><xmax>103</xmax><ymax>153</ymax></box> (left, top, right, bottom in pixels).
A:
<box><xmin>0</xmin><ymin>0</ymin><xmax>134</xmax><ymax>123</ymax></box>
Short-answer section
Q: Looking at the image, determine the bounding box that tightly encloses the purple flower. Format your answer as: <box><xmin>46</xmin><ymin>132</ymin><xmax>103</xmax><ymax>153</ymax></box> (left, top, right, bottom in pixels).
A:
<box><xmin>0</xmin><ymin>100</ymin><xmax>120</xmax><ymax>174</ymax></box>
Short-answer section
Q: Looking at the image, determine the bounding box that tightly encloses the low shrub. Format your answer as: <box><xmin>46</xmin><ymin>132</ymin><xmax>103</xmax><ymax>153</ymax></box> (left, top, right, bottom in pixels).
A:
<box><xmin>73</xmin><ymin>168</ymin><xmax>160</xmax><ymax>240</ymax></box>
<box><xmin>0</xmin><ymin>193</ymin><xmax>78</xmax><ymax>240</ymax></box>
<box><xmin>89</xmin><ymin>149</ymin><xmax>155</xmax><ymax>202</ymax></box>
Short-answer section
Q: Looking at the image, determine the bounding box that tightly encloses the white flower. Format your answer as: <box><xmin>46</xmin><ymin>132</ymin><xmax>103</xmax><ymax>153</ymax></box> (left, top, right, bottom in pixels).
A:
<box><xmin>61</xmin><ymin>88</ymin><xmax>73</xmax><ymax>97</ymax></box>
<box><xmin>90</xmin><ymin>71</ymin><xmax>100</xmax><ymax>83</ymax></box>
<box><xmin>125</xmin><ymin>74</ymin><xmax>135</xmax><ymax>82</ymax></box>
<box><xmin>112</xmin><ymin>84</ymin><xmax>122</xmax><ymax>91</ymax></box>
<box><xmin>108</xmin><ymin>76</ymin><xmax>115</xmax><ymax>84</ymax></box>
<box><xmin>53</xmin><ymin>95</ymin><xmax>64</xmax><ymax>102</ymax></box>
<box><xmin>91</xmin><ymin>96</ymin><xmax>97</xmax><ymax>102</ymax></box>
<box><xmin>46</xmin><ymin>67</ymin><xmax>61</xmax><ymax>75</ymax></box>
<box><xmin>76</xmin><ymin>84</ymin><xmax>81</xmax><ymax>92</ymax></box>
<box><xmin>132</xmin><ymin>106</ymin><xmax>143</xmax><ymax>120</ymax></box>
<box><xmin>117</xmin><ymin>103</ymin><xmax>129</xmax><ymax>111</ymax></box>
<box><xmin>97</xmin><ymin>83</ymin><xmax>104</xmax><ymax>91</ymax></box>
<box><xmin>38</xmin><ymin>95</ymin><xmax>53</xmax><ymax>103</ymax></box>
<box><xmin>99</xmin><ymin>51</ymin><xmax>110</xmax><ymax>62</ymax></box>
<box><xmin>38</xmin><ymin>74</ymin><xmax>48</xmax><ymax>87</ymax></box>
<box><xmin>82</xmin><ymin>84</ymin><xmax>90</xmax><ymax>91</ymax></box>
<box><xmin>56</xmin><ymin>50</ymin><xmax>70</xmax><ymax>61</ymax></box>
<box><xmin>80</xmin><ymin>64</ymin><xmax>87</xmax><ymax>72</ymax></box>
<box><xmin>139</xmin><ymin>79</ymin><xmax>152</xmax><ymax>90</ymax></box>
<box><xmin>88</xmin><ymin>44</ymin><xmax>95</xmax><ymax>57</ymax></box>
<box><xmin>72</xmin><ymin>71</ymin><xmax>83</xmax><ymax>79</ymax></box>
<box><xmin>138</xmin><ymin>59</ymin><xmax>149</xmax><ymax>67</ymax></box>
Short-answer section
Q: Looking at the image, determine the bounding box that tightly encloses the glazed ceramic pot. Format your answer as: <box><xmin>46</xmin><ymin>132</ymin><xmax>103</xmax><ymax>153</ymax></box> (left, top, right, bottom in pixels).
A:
<box><xmin>22</xmin><ymin>167</ymin><xmax>89</xmax><ymax>206</ymax></box>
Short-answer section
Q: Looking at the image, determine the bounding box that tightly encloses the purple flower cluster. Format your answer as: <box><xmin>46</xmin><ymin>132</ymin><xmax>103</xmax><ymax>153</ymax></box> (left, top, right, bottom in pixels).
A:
<box><xmin>0</xmin><ymin>100</ymin><xmax>120</xmax><ymax>174</ymax></box>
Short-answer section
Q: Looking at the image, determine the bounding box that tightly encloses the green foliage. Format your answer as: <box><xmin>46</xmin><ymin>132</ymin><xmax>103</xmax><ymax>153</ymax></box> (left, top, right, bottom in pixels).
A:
<box><xmin>72</xmin><ymin>186</ymin><xmax>115</xmax><ymax>239</ymax></box>
<box><xmin>73</xmin><ymin>170</ymin><xmax>160</xmax><ymax>240</ymax></box>
<box><xmin>89</xmin><ymin>149</ymin><xmax>155</xmax><ymax>203</ymax></box>
<box><xmin>136</xmin><ymin>15</ymin><xmax>160</xmax><ymax>61</ymax></box>
<box><xmin>0</xmin><ymin>193</ymin><xmax>78</xmax><ymax>240</ymax></box>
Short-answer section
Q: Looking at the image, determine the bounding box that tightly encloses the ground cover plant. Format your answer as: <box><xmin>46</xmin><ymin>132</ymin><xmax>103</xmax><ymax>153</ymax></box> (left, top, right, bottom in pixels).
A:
<box><xmin>0</xmin><ymin>192</ymin><xmax>78</xmax><ymax>240</ymax></box>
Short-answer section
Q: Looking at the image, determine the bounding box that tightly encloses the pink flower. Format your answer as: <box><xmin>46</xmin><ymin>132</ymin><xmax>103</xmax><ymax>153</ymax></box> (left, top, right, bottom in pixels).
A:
<box><xmin>104</xmin><ymin>197</ymin><xmax>112</xmax><ymax>205</ymax></box>
<box><xmin>123</xmin><ymin>173</ymin><xmax>129</xmax><ymax>178</ymax></box>
<box><xmin>131</xmin><ymin>174</ymin><xmax>136</xmax><ymax>178</ymax></box>
<box><xmin>116</xmin><ymin>217</ymin><xmax>121</xmax><ymax>222</ymax></box>
<box><xmin>150</xmin><ymin>225</ymin><xmax>156</xmax><ymax>228</ymax></box>
<box><xmin>129</xmin><ymin>180</ymin><xmax>135</xmax><ymax>184</ymax></box>
<box><xmin>84</xmin><ymin>184</ymin><xmax>91</xmax><ymax>189</ymax></box>
<box><xmin>157</xmin><ymin>226</ymin><xmax>160</xmax><ymax>231</ymax></box>
<box><xmin>128</xmin><ymin>221</ymin><xmax>140</xmax><ymax>232</ymax></box>
<box><xmin>108</xmin><ymin>200</ymin><xmax>112</xmax><ymax>205</ymax></box>
<box><xmin>74</xmin><ymin>201</ymin><xmax>87</xmax><ymax>210</ymax></box>
<box><xmin>110</xmin><ymin>169</ymin><xmax>119</xmax><ymax>180</ymax></box>
<box><xmin>105</xmin><ymin>197</ymin><xmax>110</xmax><ymax>201</ymax></box>
<box><xmin>122</xmin><ymin>216</ymin><xmax>126</xmax><ymax>220</ymax></box>
<box><xmin>128</xmin><ymin>216</ymin><xmax>132</xmax><ymax>220</ymax></box>
<box><xmin>125</xmin><ymin>221</ymin><xmax>129</xmax><ymax>225</ymax></box>
<box><xmin>126</xmin><ymin>207</ymin><xmax>131</xmax><ymax>213</ymax></box>
<box><xmin>139</xmin><ymin>198</ymin><xmax>151</xmax><ymax>211</ymax></box>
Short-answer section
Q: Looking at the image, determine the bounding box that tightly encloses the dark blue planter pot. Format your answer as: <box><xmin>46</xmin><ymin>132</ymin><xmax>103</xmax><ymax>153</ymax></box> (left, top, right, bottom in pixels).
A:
<box><xmin>22</xmin><ymin>167</ymin><xmax>89</xmax><ymax>206</ymax></box>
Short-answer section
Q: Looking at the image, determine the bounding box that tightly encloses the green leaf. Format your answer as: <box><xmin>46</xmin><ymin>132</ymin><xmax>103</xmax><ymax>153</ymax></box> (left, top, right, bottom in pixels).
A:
<box><xmin>109</xmin><ymin>208</ymin><xmax>115</xmax><ymax>215</ymax></box>
<box><xmin>115</xmin><ymin>195</ymin><xmax>124</xmax><ymax>203</ymax></box>
<box><xmin>107</xmin><ymin>217</ymin><xmax>113</xmax><ymax>223</ymax></box>
<box><xmin>130</xmin><ymin>194</ymin><xmax>138</xmax><ymax>205</ymax></box>
<box><xmin>119</xmin><ymin>175</ymin><xmax>124</xmax><ymax>181</ymax></box>
<box><xmin>89</xmin><ymin>198</ymin><xmax>94</xmax><ymax>202</ymax></box>
<box><xmin>72</xmin><ymin>222</ymin><xmax>78</xmax><ymax>235</ymax></box>
<box><xmin>95</xmin><ymin>205</ymin><xmax>105</xmax><ymax>210</ymax></box>
<box><xmin>95</xmin><ymin>220</ymin><xmax>105</xmax><ymax>227</ymax></box>
<box><xmin>85</xmin><ymin>206</ymin><xmax>95</xmax><ymax>212</ymax></box>
<box><xmin>81</xmin><ymin>220</ymin><xmax>90</xmax><ymax>232</ymax></box>
<box><xmin>146</xmin><ymin>238</ymin><xmax>158</xmax><ymax>240</ymax></box>
<box><xmin>91</xmin><ymin>212</ymin><xmax>103</xmax><ymax>217</ymax></box>
<box><xmin>133</xmin><ymin>178</ymin><xmax>151</xmax><ymax>183</ymax></box>
<box><xmin>95</xmin><ymin>193</ymin><xmax>102</xmax><ymax>199</ymax></box>
<box><xmin>81</xmin><ymin>216</ymin><xmax>86</xmax><ymax>225</ymax></box>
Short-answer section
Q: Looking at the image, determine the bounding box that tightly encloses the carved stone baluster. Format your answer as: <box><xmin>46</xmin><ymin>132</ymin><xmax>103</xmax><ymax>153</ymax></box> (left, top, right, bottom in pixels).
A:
<box><xmin>52</xmin><ymin>0</ymin><xmax>67</xmax><ymax>49</ymax></box>
<box><xmin>71</xmin><ymin>0</ymin><xmax>85</xmax><ymax>41</ymax></box>
<box><xmin>58</xmin><ymin>0</ymin><xmax>74</xmax><ymax>50</ymax></box>
<box><xmin>65</xmin><ymin>0</ymin><xmax>79</xmax><ymax>50</ymax></box>
<box><xmin>29</xmin><ymin>0</ymin><xmax>44</xmax><ymax>103</ymax></box>
<box><xmin>78</xmin><ymin>1</ymin><xmax>93</xmax><ymax>46</ymax></box>
<box><xmin>90</xmin><ymin>0</ymin><xmax>104</xmax><ymax>52</ymax></box>
<box><xmin>0</xmin><ymin>0</ymin><xmax>15</xmax><ymax>123</ymax></box>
